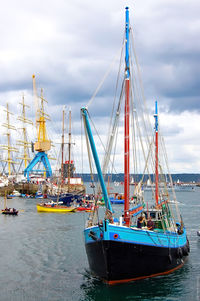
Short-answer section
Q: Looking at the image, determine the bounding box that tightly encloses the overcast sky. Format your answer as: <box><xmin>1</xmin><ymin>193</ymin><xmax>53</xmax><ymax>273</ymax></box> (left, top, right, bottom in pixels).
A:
<box><xmin>0</xmin><ymin>0</ymin><xmax>200</xmax><ymax>174</ymax></box>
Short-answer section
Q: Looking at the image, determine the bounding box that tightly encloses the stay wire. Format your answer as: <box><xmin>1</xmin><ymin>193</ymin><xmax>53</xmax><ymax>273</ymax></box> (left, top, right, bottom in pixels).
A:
<box><xmin>86</xmin><ymin>44</ymin><xmax>124</xmax><ymax>108</ymax></box>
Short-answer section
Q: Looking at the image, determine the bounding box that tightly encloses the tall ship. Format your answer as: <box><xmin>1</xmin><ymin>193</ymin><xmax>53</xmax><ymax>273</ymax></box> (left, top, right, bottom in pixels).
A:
<box><xmin>16</xmin><ymin>94</ymin><xmax>33</xmax><ymax>173</ymax></box>
<box><xmin>81</xmin><ymin>7</ymin><xmax>189</xmax><ymax>284</ymax></box>
<box><xmin>1</xmin><ymin>103</ymin><xmax>18</xmax><ymax>176</ymax></box>
<box><xmin>0</xmin><ymin>96</ymin><xmax>42</xmax><ymax>195</ymax></box>
<box><xmin>47</xmin><ymin>107</ymin><xmax>85</xmax><ymax>202</ymax></box>
<box><xmin>61</xmin><ymin>108</ymin><xmax>85</xmax><ymax>194</ymax></box>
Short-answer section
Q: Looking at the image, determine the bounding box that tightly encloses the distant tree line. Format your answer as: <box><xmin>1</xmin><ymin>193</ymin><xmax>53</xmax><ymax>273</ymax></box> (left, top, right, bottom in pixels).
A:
<box><xmin>75</xmin><ymin>173</ymin><xmax>200</xmax><ymax>183</ymax></box>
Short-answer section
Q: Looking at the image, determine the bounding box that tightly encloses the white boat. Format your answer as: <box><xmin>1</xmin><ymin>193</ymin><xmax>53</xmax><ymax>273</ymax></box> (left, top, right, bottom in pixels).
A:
<box><xmin>8</xmin><ymin>190</ymin><xmax>21</xmax><ymax>197</ymax></box>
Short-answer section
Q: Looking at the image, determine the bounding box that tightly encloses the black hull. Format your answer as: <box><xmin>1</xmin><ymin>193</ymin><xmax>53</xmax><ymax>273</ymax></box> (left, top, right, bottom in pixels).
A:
<box><xmin>2</xmin><ymin>211</ymin><xmax>18</xmax><ymax>215</ymax></box>
<box><xmin>85</xmin><ymin>240</ymin><xmax>189</xmax><ymax>284</ymax></box>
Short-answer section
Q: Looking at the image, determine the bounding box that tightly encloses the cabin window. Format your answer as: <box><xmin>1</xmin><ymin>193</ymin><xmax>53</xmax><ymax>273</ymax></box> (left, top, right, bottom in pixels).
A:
<box><xmin>150</xmin><ymin>212</ymin><xmax>156</xmax><ymax>219</ymax></box>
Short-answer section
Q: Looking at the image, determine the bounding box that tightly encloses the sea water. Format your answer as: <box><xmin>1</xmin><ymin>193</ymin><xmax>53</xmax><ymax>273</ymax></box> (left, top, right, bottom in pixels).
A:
<box><xmin>0</xmin><ymin>184</ymin><xmax>199</xmax><ymax>301</ymax></box>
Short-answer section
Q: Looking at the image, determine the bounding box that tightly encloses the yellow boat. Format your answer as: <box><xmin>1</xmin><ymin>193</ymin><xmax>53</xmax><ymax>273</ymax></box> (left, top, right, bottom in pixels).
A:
<box><xmin>36</xmin><ymin>203</ymin><xmax>76</xmax><ymax>213</ymax></box>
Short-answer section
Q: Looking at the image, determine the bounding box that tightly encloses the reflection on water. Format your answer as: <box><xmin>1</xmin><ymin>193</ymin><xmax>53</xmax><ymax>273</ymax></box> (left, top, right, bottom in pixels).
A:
<box><xmin>0</xmin><ymin>186</ymin><xmax>199</xmax><ymax>300</ymax></box>
<box><xmin>80</xmin><ymin>264</ymin><xmax>193</xmax><ymax>301</ymax></box>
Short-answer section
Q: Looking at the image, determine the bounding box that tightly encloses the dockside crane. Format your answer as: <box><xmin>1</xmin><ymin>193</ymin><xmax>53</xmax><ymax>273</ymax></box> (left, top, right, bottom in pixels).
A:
<box><xmin>24</xmin><ymin>75</ymin><xmax>52</xmax><ymax>181</ymax></box>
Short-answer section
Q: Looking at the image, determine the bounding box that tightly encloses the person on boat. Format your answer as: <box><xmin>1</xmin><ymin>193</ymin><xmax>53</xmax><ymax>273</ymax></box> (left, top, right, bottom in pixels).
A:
<box><xmin>147</xmin><ymin>216</ymin><xmax>154</xmax><ymax>230</ymax></box>
<box><xmin>137</xmin><ymin>215</ymin><xmax>146</xmax><ymax>228</ymax></box>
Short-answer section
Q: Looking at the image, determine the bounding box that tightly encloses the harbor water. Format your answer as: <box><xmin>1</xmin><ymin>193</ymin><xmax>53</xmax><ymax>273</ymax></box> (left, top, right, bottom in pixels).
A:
<box><xmin>0</xmin><ymin>184</ymin><xmax>200</xmax><ymax>301</ymax></box>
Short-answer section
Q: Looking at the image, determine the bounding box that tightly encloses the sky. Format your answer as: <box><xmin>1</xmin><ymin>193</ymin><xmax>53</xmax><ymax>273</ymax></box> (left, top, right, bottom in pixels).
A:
<box><xmin>0</xmin><ymin>0</ymin><xmax>200</xmax><ymax>174</ymax></box>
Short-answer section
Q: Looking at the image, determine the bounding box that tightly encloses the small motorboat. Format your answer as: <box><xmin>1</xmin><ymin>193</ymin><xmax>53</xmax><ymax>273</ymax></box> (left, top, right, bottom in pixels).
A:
<box><xmin>2</xmin><ymin>208</ymin><xmax>18</xmax><ymax>215</ymax></box>
<box><xmin>197</xmin><ymin>230</ymin><xmax>200</xmax><ymax>237</ymax></box>
<box><xmin>7</xmin><ymin>190</ymin><xmax>21</xmax><ymax>197</ymax></box>
<box><xmin>76</xmin><ymin>206</ymin><xmax>92</xmax><ymax>212</ymax></box>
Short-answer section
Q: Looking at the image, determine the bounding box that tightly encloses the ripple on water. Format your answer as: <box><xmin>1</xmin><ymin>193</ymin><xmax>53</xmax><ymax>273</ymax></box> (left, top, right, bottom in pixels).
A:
<box><xmin>0</xmin><ymin>192</ymin><xmax>199</xmax><ymax>300</ymax></box>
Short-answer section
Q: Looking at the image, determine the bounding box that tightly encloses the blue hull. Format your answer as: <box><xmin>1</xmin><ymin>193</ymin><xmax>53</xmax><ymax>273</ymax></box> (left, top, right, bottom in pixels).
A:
<box><xmin>47</xmin><ymin>193</ymin><xmax>83</xmax><ymax>204</ymax></box>
<box><xmin>111</xmin><ymin>199</ymin><xmax>124</xmax><ymax>204</ymax></box>
<box><xmin>109</xmin><ymin>197</ymin><xmax>124</xmax><ymax>204</ymax></box>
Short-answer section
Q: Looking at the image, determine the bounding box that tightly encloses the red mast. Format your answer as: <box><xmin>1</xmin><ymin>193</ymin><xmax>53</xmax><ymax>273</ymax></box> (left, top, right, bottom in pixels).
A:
<box><xmin>124</xmin><ymin>7</ymin><xmax>130</xmax><ymax>225</ymax></box>
<box><xmin>61</xmin><ymin>106</ymin><xmax>65</xmax><ymax>184</ymax></box>
<box><xmin>154</xmin><ymin>101</ymin><xmax>159</xmax><ymax>207</ymax></box>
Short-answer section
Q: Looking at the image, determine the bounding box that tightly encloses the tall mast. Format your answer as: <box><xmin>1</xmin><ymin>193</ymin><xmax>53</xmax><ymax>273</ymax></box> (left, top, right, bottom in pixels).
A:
<box><xmin>154</xmin><ymin>101</ymin><xmax>159</xmax><ymax>206</ymax></box>
<box><xmin>124</xmin><ymin>7</ymin><xmax>130</xmax><ymax>225</ymax></box>
<box><xmin>67</xmin><ymin>109</ymin><xmax>72</xmax><ymax>191</ymax></box>
<box><xmin>61</xmin><ymin>106</ymin><xmax>65</xmax><ymax>184</ymax></box>
<box><xmin>1</xmin><ymin>103</ymin><xmax>18</xmax><ymax>175</ymax></box>
<box><xmin>17</xmin><ymin>94</ymin><xmax>33</xmax><ymax>169</ymax></box>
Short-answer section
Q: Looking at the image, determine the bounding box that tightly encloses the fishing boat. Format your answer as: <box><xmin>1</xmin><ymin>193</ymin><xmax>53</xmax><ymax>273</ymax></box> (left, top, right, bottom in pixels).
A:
<box><xmin>81</xmin><ymin>7</ymin><xmax>189</xmax><ymax>284</ymax></box>
<box><xmin>36</xmin><ymin>203</ymin><xmax>76</xmax><ymax>213</ymax></box>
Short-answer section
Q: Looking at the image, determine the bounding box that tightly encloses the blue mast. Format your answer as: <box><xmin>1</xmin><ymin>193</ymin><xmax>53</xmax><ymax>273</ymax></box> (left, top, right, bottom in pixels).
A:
<box><xmin>81</xmin><ymin>107</ymin><xmax>113</xmax><ymax>212</ymax></box>
<box><xmin>125</xmin><ymin>7</ymin><xmax>130</xmax><ymax>80</ymax></box>
<box><xmin>154</xmin><ymin>101</ymin><xmax>158</xmax><ymax>132</ymax></box>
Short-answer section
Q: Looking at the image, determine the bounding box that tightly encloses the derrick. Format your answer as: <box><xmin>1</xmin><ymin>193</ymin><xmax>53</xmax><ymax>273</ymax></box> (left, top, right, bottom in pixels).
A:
<box><xmin>24</xmin><ymin>75</ymin><xmax>52</xmax><ymax>181</ymax></box>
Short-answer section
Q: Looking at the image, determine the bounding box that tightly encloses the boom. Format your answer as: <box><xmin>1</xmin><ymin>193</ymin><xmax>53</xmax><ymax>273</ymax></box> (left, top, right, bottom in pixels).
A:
<box><xmin>81</xmin><ymin>107</ymin><xmax>113</xmax><ymax>212</ymax></box>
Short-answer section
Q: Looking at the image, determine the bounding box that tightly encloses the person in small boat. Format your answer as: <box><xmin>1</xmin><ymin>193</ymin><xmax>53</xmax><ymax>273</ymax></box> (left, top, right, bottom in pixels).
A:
<box><xmin>147</xmin><ymin>216</ymin><xmax>154</xmax><ymax>230</ymax></box>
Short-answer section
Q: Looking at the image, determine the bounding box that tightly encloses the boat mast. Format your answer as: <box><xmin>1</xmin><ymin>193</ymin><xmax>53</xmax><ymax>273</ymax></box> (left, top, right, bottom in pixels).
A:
<box><xmin>154</xmin><ymin>101</ymin><xmax>159</xmax><ymax>206</ymax></box>
<box><xmin>124</xmin><ymin>7</ymin><xmax>130</xmax><ymax>225</ymax></box>
<box><xmin>61</xmin><ymin>106</ymin><xmax>65</xmax><ymax>184</ymax></box>
<box><xmin>17</xmin><ymin>94</ymin><xmax>33</xmax><ymax>169</ymax></box>
<box><xmin>1</xmin><ymin>103</ymin><xmax>18</xmax><ymax>175</ymax></box>
<box><xmin>67</xmin><ymin>109</ymin><xmax>72</xmax><ymax>192</ymax></box>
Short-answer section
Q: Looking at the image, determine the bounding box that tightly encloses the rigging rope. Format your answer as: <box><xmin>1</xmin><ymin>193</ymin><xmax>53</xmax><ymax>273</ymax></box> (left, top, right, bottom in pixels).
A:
<box><xmin>86</xmin><ymin>45</ymin><xmax>124</xmax><ymax>108</ymax></box>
